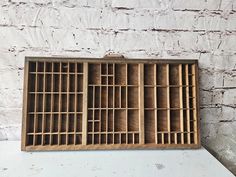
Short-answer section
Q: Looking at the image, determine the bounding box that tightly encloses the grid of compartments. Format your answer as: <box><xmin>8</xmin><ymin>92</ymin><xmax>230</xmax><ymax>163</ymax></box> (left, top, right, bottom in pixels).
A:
<box><xmin>144</xmin><ymin>64</ymin><xmax>198</xmax><ymax>145</ymax></box>
<box><xmin>22</xmin><ymin>58</ymin><xmax>199</xmax><ymax>151</ymax></box>
<box><xmin>25</xmin><ymin>61</ymin><xmax>84</xmax><ymax>146</ymax></box>
<box><xmin>87</xmin><ymin>63</ymin><xmax>140</xmax><ymax>145</ymax></box>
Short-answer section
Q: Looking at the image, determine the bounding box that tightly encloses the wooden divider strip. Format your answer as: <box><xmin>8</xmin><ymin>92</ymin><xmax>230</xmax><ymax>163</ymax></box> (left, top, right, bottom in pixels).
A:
<box><xmin>33</xmin><ymin>62</ymin><xmax>38</xmax><ymax>146</ymax></box>
<box><xmin>192</xmin><ymin>64</ymin><xmax>197</xmax><ymax>144</ymax></box>
<box><xmin>58</xmin><ymin>62</ymin><xmax>62</xmax><ymax>144</ymax></box>
<box><xmin>82</xmin><ymin>63</ymin><xmax>88</xmax><ymax>145</ymax></box>
<box><xmin>139</xmin><ymin>64</ymin><xmax>145</xmax><ymax>144</ymax></box>
<box><xmin>166</xmin><ymin>64</ymin><xmax>171</xmax><ymax>144</ymax></box>
<box><xmin>179</xmin><ymin>64</ymin><xmax>184</xmax><ymax>144</ymax></box>
<box><xmin>50</xmin><ymin>63</ymin><xmax>54</xmax><ymax>145</ymax></box>
<box><xmin>154</xmin><ymin>64</ymin><xmax>158</xmax><ymax>144</ymax></box>
<box><xmin>185</xmin><ymin>65</ymin><xmax>191</xmax><ymax>144</ymax></box>
<box><xmin>42</xmin><ymin>62</ymin><xmax>46</xmax><ymax>145</ymax></box>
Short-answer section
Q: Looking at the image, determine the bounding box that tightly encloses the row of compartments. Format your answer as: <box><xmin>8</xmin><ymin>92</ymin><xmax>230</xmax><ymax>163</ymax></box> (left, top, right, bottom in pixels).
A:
<box><xmin>87</xmin><ymin>132</ymin><xmax>139</xmax><ymax>145</ymax></box>
<box><xmin>144</xmin><ymin>64</ymin><xmax>195</xmax><ymax>85</ymax></box>
<box><xmin>153</xmin><ymin>132</ymin><xmax>196</xmax><ymax>144</ymax></box>
<box><xmin>28</xmin><ymin>73</ymin><xmax>83</xmax><ymax>92</ymax></box>
<box><xmin>145</xmin><ymin>110</ymin><xmax>196</xmax><ymax>133</ymax></box>
<box><xmin>27</xmin><ymin>114</ymin><xmax>83</xmax><ymax>133</ymax></box>
<box><xmin>29</xmin><ymin>62</ymin><xmax>84</xmax><ymax>73</ymax></box>
<box><xmin>87</xmin><ymin>109</ymin><xmax>139</xmax><ymax>132</ymax></box>
<box><xmin>28</xmin><ymin>94</ymin><xmax>83</xmax><ymax>112</ymax></box>
<box><xmin>144</xmin><ymin>87</ymin><xmax>195</xmax><ymax>108</ymax></box>
<box><xmin>26</xmin><ymin>133</ymin><xmax>82</xmax><ymax>146</ymax></box>
<box><xmin>89</xmin><ymin>64</ymin><xmax>139</xmax><ymax>85</ymax></box>
<box><xmin>88</xmin><ymin>86</ymin><xmax>139</xmax><ymax>108</ymax></box>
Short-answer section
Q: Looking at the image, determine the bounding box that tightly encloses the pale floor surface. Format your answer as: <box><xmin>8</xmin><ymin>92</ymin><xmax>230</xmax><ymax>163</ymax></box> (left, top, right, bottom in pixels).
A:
<box><xmin>0</xmin><ymin>141</ymin><xmax>234</xmax><ymax>177</ymax></box>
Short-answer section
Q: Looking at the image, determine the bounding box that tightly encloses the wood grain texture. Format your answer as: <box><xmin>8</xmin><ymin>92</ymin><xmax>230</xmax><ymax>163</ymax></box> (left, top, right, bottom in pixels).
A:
<box><xmin>22</xmin><ymin>57</ymin><xmax>200</xmax><ymax>151</ymax></box>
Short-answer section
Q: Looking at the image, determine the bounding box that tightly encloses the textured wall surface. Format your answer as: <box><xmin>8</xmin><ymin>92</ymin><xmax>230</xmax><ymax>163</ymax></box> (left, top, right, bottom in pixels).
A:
<box><xmin>0</xmin><ymin>0</ymin><xmax>235</xmax><ymax>174</ymax></box>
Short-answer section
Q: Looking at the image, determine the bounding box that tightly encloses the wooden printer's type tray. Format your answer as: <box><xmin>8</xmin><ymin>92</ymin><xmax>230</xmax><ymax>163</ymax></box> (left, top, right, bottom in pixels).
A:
<box><xmin>22</xmin><ymin>57</ymin><xmax>200</xmax><ymax>151</ymax></box>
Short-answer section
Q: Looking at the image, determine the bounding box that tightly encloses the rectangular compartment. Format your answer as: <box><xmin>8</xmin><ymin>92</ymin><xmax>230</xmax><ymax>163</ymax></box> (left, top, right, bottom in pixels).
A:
<box><xmin>144</xmin><ymin>64</ymin><xmax>154</xmax><ymax>85</ymax></box>
<box><xmin>128</xmin><ymin>64</ymin><xmax>138</xmax><ymax>85</ymax></box>
<box><xmin>115</xmin><ymin>64</ymin><xmax>126</xmax><ymax>85</ymax></box>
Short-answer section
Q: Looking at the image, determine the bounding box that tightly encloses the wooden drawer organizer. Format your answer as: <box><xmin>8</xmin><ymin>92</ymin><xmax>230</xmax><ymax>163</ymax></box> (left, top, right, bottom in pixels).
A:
<box><xmin>22</xmin><ymin>57</ymin><xmax>200</xmax><ymax>151</ymax></box>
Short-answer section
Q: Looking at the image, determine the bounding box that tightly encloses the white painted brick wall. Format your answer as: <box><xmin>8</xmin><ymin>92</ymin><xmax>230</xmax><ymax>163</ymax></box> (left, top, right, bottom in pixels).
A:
<box><xmin>0</xmin><ymin>0</ymin><xmax>235</xmax><ymax>174</ymax></box>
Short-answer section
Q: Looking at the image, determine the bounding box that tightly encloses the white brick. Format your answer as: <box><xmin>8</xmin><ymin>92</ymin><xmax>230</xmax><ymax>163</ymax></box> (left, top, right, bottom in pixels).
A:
<box><xmin>172</xmin><ymin>0</ymin><xmax>221</xmax><ymax>11</ymax></box>
<box><xmin>200</xmin><ymin>107</ymin><xmax>222</xmax><ymax>123</ymax></box>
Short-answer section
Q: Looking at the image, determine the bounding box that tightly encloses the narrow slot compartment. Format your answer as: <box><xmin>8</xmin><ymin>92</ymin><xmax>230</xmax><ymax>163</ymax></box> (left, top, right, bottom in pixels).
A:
<box><xmin>27</xmin><ymin>115</ymin><xmax>34</xmax><ymax>133</ymax></box>
<box><xmin>144</xmin><ymin>87</ymin><xmax>154</xmax><ymax>108</ymax></box>
<box><xmin>77</xmin><ymin>63</ymin><xmax>83</xmax><ymax>73</ymax></box>
<box><xmin>45</xmin><ymin>94</ymin><xmax>51</xmax><ymax>112</ymax></box>
<box><xmin>53</xmin><ymin>94</ymin><xmax>59</xmax><ymax>112</ymax></box>
<box><xmin>108</xmin><ymin>76</ymin><xmax>113</xmax><ymax>85</ymax></box>
<box><xmin>37</xmin><ymin>62</ymin><xmax>44</xmax><ymax>72</ymax></box>
<box><xmin>69</xmin><ymin>74</ymin><xmax>75</xmax><ymax>92</ymax></box>
<box><xmin>121</xmin><ymin>87</ymin><xmax>126</xmax><ymax>108</ymax></box>
<box><xmin>170</xmin><ymin>110</ymin><xmax>180</xmax><ymax>131</ymax></box>
<box><xmin>94</xmin><ymin>134</ymin><xmax>99</xmax><ymax>144</ymax></box>
<box><xmin>61</xmin><ymin>94</ymin><xmax>67</xmax><ymax>112</ymax></box>
<box><xmin>101</xmin><ymin>110</ymin><xmax>107</xmax><ymax>132</ymax></box>
<box><xmin>101</xmin><ymin>86</ymin><xmax>107</xmax><ymax>108</ymax></box>
<box><xmin>88</xmin><ymin>122</ymin><xmax>93</xmax><ymax>132</ymax></box>
<box><xmin>52</xmin><ymin>134</ymin><xmax>58</xmax><ymax>145</ymax></box>
<box><xmin>121</xmin><ymin>133</ymin><xmax>126</xmax><ymax>144</ymax></box>
<box><xmin>69</xmin><ymin>94</ymin><xmax>75</xmax><ymax>112</ymax></box>
<box><xmin>157</xmin><ymin>111</ymin><xmax>167</xmax><ymax>131</ymax></box>
<box><xmin>95</xmin><ymin>86</ymin><xmax>100</xmax><ymax>108</ymax></box>
<box><xmin>171</xmin><ymin>133</ymin><xmax>175</xmax><ymax>144</ymax></box>
<box><xmin>44</xmin><ymin>135</ymin><xmax>50</xmax><ymax>145</ymax></box>
<box><xmin>60</xmin><ymin>114</ymin><xmax>67</xmax><ymax>132</ymax></box>
<box><xmin>35</xmin><ymin>135</ymin><xmax>42</xmax><ymax>145</ymax></box>
<box><xmin>114</xmin><ymin>134</ymin><xmax>120</xmax><ymax>144</ymax></box>
<box><xmin>76</xmin><ymin>134</ymin><xmax>82</xmax><ymax>144</ymax></box>
<box><xmin>101</xmin><ymin>76</ymin><xmax>107</xmax><ymax>85</ymax></box>
<box><xmin>134</xmin><ymin>133</ymin><xmax>139</xmax><ymax>144</ymax></box>
<box><xmin>69</xmin><ymin>63</ymin><xmax>75</xmax><ymax>73</ymax></box>
<box><xmin>144</xmin><ymin>110</ymin><xmax>155</xmax><ymax>143</ymax></box>
<box><xmin>101</xmin><ymin>134</ymin><xmax>106</xmax><ymax>144</ymax></box>
<box><xmin>169</xmin><ymin>64</ymin><xmax>179</xmax><ymax>85</ymax></box>
<box><xmin>87</xmin><ymin>134</ymin><xmax>92</xmax><ymax>144</ymax></box>
<box><xmin>114</xmin><ymin>110</ymin><xmax>126</xmax><ymax>132</ymax></box>
<box><xmin>88</xmin><ymin>64</ymin><xmax>100</xmax><ymax>84</ymax></box>
<box><xmin>156</xmin><ymin>64</ymin><xmax>167</xmax><ymax>85</ymax></box>
<box><xmin>76</xmin><ymin>114</ymin><xmax>82</xmax><ymax>132</ymax></box>
<box><xmin>157</xmin><ymin>88</ymin><xmax>167</xmax><ymax>108</ymax></box>
<box><xmin>115</xmin><ymin>64</ymin><xmax>126</xmax><ymax>85</ymax></box>
<box><xmin>144</xmin><ymin>64</ymin><xmax>154</xmax><ymax>85</ymax></box>
<box><xmin>52</xmin><ymin>114</ymin><xmax>58</xmax><ymax>132</ymax></box>
<box><xmin>68</xmin><ymin>115</ymin><xmax>74</xmax><ymax>132</ymax></box>
<box><xmin>45</xmin><ymin>74</ymin><xmax>51</xmax><ymax>92</ymax></box>
<box><xmin>36</xmin><ymin>114</ymin><xmax>42</xmax><ymax>133</ymax></box>
<box><xmin>37</xmin><ymin>94</ymin><xmax>43</xmax><ymax>112</ymax></box>
<box><xmin>28</xmin><ymin>94</ymin><xmax>35</xmax><ymax>112</ymax></box>
<box><xmin>76</xmin><ymin>94</ymin><xmax>83</xmax><ymax>112</ymax></box>
<box><xmin>128</xmin><ymin>64</ymin><xmax>138</xmax><ymax>85</ymax></box>
<box><xmin>94</xmin><ymin>110</ymin><xmax>99</xmax><ymax>120</ymax></box>
<box><xmin>128</xmin><ymin>133</ymin><xmax>133</xmax><ymax>144</ymax></box>
<box><xmin>29</xmin><ymin>62</ymin><xmax>36</xmax><ymax>72</ymax></box>
<box><xmin>44</xmin><ymin>114</ymin><xmax>51</xmax><ymax>133</ymax></box>
<box><xmin>108</xmin><ymin>134</ymin><xmax>113</xmax><ymax>144</ymax></box>
<box><xmin>88</xmin><ymin>110</ymin><xmax>93</xmax><ymax>120</ymax></box>
<box><xmin>37</xmin><ymin>74</ymin><xmax>44</xmax><ymax>92</ymax></box>
<box><xmin>45</xmin><ymin>62</ymin><xmax>52</xmax><ymax>72</ymax></box>
<box><xmin>108</xmin><ymin>64</ymin><xmax>113</xmax><ymax>74</ymax></box>
<box><xmin>190</xmin><ymin>133</ymin><xmax>194</xmax><ymax>144</ymax></box>
<box><xmin>53</xmin><ymin>63</ymin><xmax>60</xmax><ymax>72</ymax></box>
<box><xmin>53</xmin><ymin>74</ymin><xmax>59</xmax><ymax>92</ymax></box>
<box><xmin>164</xmin><ymin>133</ymin><xmax>169</xmax><ymax>144</ymax></box>
<box><xmin>115</xmin><ymin>86</ymin><xmax>120</xmax><ymax>108</ymax></box>
<box><xmin>108</xmin><ymin>110</ymin><xmax>113</xmax><ymax>132</ymax></box>
<box><xmin>128</xmin><ymin>110</ymin><xmax>139</xmax><ymax>131</ymax></box>
<box><xmin>28</xmin><ymin>74</ymin><xmax>35</xmax><ymax>92</ymax></box>
<box><xmin>61</xmin><ymin>62</ymin><xmax>68</xmax><ymax>73</ymax></box>
<box><xmin>68</xmin><ymin>134</ymin><xmax>74</xmax><ymax>145</ymax></box>
<box><xmin>101</xmin><ymin>64</ymin><xmax>107</xmax><ymax>75</ymax></box>
<box><xmin>94</xmin><ymin>122</ymin><xmax>99</xmax><ymax>132</ymax></box>
<box><xmin>88</xmin><ymin>87</ymin><xmax>93</xmax><ymax>108</ymax></box>
<box><xmin>27</xmin><ymin>135</ymin><xmax>33</xmax><ymax>146</ymax></box>
<box><xmin>60</xmin><ymin>134</ymin><xmax>66</xmax><ymax>145</ymax></box>
<box><xmin>61</xmin><ymin>74</ymin><xmax>67</xmax><ymax>92</ymax></box>
<box><xmin>128</xmin><ymin>87</ymin><xmax>138</xmax><ymax>108</ymax></box>
<box><xmin>108</xmin><ymin>87</ymin><xmax>113</xmax><ymax>108</ymax></box>
<box><xmin>77</xmin><ymin>74</ymin><xmax>83</xmax><ymax>92</ymax></box>
<box><xmin>170</xmin><ymin>87</ymin><xmax>180</xmax><ymax>108</ymax></box>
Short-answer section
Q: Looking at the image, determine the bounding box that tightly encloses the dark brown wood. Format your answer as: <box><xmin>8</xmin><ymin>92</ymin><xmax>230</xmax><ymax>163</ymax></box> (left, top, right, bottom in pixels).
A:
<box><xmin>22</xmin><ymin>57</ymin><xmax>200</xmax><ymax>151</ymax></box>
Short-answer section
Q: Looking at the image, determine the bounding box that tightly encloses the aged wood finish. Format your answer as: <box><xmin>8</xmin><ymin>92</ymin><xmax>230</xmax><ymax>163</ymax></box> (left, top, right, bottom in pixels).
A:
<box><xmin>21</xmin><ymin>57</ymin><xmax>200</xmax><ymax>151</ymax></box>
